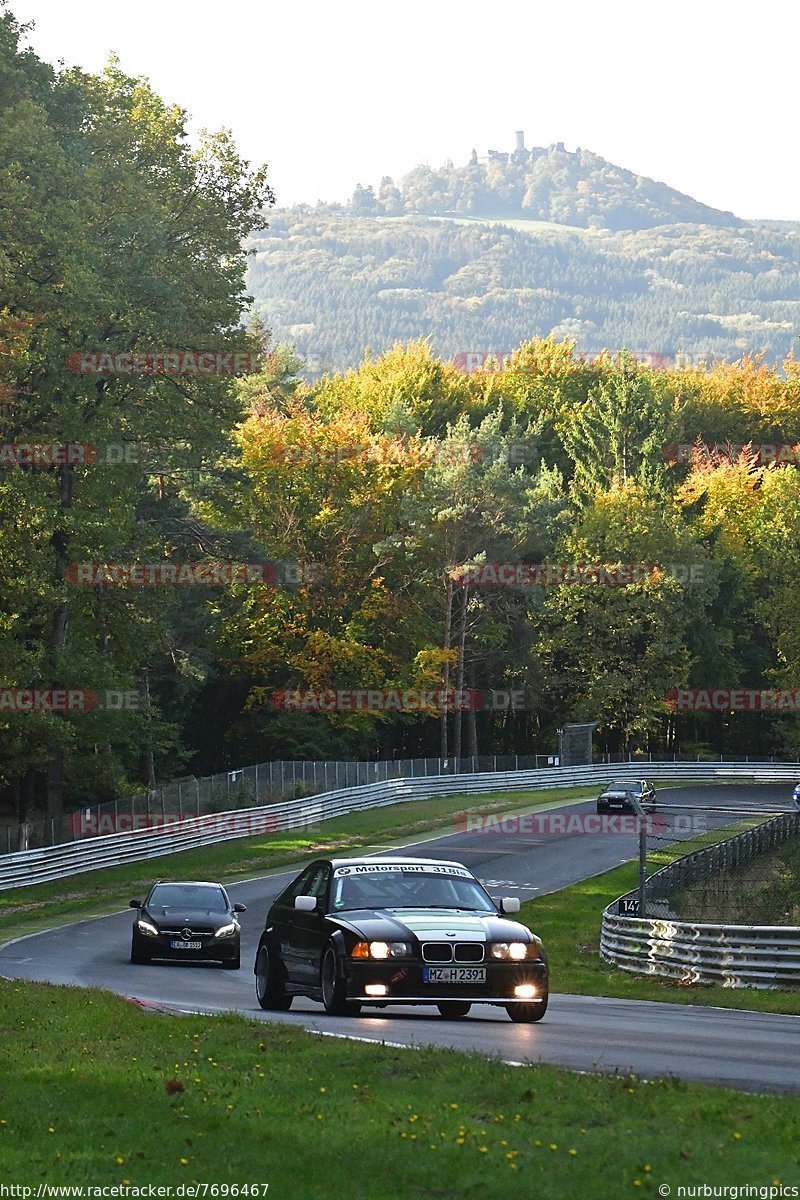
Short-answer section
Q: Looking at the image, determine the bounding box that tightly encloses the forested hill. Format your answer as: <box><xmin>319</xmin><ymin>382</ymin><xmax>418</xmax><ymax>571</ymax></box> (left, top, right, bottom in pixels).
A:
<box><xmin>246</xmin><ymin>139</ymin><xmax>800</xmax><ymax>376</ymax></box>
<box><xmin>247</xmin><ymin>212</ymin><xmax>800</xmax><ymax>377</ymax></box>
<box><xmin>347</xmin><ymin>142</ymin><xmax>742</xmax><ymax>231</ymax></box>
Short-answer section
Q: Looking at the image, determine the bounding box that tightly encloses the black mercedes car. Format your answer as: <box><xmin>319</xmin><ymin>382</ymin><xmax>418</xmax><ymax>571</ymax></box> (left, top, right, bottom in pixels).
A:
<box><xmin>129</xmin><ymin>880</ymin><xmax>246</xmax><ymax>968</ymax></box>
<box><xmin>253</xmin><ymin>856</ymin><xmax>548</xmax><ymax>1021</ymax></box>
<box><xmin>596</xmin><ymin>779</ymin><xmax>656</xmax><ymax>813</ymax></box>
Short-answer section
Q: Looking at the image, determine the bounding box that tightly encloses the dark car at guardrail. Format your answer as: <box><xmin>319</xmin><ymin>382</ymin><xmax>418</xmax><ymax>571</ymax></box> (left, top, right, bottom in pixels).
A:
<box><xmin>129</xmin><ymin>880</ymin><xmax>246</xmax><ymax>968</ymax></box>
<box><xmin>596</xmin><ymin>779</ymin><xmax>655</xmax><ymax>813</ymax></box>
<box><xmin>253</xmin><ymin>855</ymin><xmax>548</xmax><ymax>1022</ymax></box>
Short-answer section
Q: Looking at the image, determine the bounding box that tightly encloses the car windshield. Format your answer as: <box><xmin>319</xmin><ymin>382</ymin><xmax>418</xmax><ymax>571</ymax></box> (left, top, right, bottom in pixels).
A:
<box><xmin>148</xmin><ymin>884</ymin><xmax>227</xmax><ymax>911</ymax></box>
<box><xmin>330</xmin><ymin>870</ymin><xmax>495</xmax><ymax>912</ymax></box>
<box><xmin>608</xmin><ymin>781</ymin><xmax>637</xmax><ymax>791</ymax></box>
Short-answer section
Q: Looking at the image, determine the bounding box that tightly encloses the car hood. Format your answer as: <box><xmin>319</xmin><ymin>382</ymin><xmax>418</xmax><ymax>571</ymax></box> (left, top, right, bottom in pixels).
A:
<box><xmin>331</xmin><ymin>908</ymin><xmax>533</xmax><ymax>943</ymax></box>
<box><xmin>144</xmin><ymin>907</ymin><xmax>232</xmax><ymax>927</ymax></box>
<box><xmin>601</xmin><ymin>789</ymin><xmax>633</xmax><ymax>797</ymax></box>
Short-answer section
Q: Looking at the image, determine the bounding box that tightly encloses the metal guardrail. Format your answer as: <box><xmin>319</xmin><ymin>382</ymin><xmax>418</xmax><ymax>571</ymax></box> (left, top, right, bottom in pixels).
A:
<box><xmin>601</xmin><ymin>811</ymin><xmax>800</xmax><ymax>988</ymax></box>
<box><xmin>1</xmin><ymin>760</ymin><xmax>797</xmax><ymax>893</ymax></box>
<box><xmin>6</xmin><ymin>753</ymin><xmax>557</xmax><ymax>852</ymax></box>
<box><xmin>8</xmin><ymin>749</ymin><xmax>795</xmax><ymax>853</ymax></box>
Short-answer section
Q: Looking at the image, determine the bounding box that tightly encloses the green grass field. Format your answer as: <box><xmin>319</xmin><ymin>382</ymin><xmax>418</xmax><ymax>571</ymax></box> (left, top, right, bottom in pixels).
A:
<box><xmin>379</xmin><ymin>213</ymin><xmax>589</xmax><ymax>236</ymax></box>
<box><xmin>0</xmin><ymin>977</ymin><xmax>797</xmax><ymax>1196</ymax></box>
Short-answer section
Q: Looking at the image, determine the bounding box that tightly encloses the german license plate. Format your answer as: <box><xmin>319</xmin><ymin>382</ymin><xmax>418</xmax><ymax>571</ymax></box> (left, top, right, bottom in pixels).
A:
<box><xmin>422</xmin><ymin>967</ymin><xmax>486</xmax><ymax>984</ymax></box>
<box><xmin>170</xmin><ymin>940</ymin><xmax>202</xmax><ymax>950</ymax></box>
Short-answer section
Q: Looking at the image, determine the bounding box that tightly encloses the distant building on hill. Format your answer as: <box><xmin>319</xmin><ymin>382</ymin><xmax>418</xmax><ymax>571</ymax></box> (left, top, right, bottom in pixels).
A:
<box><xmin>480</xmin><ymin>131</ymin><xmax>562</xmax><ymax>166</ymax></box>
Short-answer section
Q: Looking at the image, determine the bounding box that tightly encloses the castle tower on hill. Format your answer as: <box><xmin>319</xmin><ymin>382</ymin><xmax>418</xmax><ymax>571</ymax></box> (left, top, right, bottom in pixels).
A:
<box><xmin>483</xmin><ymin>132</ymin><xmax>536</xmax><ymax>166</ymax></box>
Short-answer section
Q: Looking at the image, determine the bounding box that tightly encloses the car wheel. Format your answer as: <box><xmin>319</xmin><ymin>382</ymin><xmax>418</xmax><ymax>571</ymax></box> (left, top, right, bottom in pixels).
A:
<box><xmin>130</xmin><ymin>938</ymin><xmax>150</xmax><ymax>965</ymax></box>
<box><xmin>506</xmin><ymin>994</ymin><xmax>548</xmax><ymax>1023</ymax></box>
<box><xmin>320</xmin><ymin>945</ymin><xmax>361</xmax><ymax>1016</ymax></box>
<box><xmin>437</xmin><ymin>1002</ymin><xmax>472</xmax><ymax>1019</ymax></box>
<box><xmin>254</xmin><ymin>944</ymin><xmax>292</xmax><ymax>1010</ymax></box>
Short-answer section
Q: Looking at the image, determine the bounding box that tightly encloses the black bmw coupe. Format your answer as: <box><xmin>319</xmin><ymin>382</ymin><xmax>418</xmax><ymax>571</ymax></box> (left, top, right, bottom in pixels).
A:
<box><xmin>254</xmin><ymin>856</ymin><xmax>548</xmax><ymax>1021</ymax></box>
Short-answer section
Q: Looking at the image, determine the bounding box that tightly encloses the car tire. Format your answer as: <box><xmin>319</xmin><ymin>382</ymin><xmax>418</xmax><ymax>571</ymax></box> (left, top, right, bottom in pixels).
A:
<box><xmin>437</xmin><ymin>1002</ymin><xmax>472</xmax><ymax>1019</ymax></box>
<box><xmin>506</xmin><ymin>994</ymin><xmax>548</xmax><ymax>1023</ymax></box>
<box><xmin>130</xmin><ymin>938</ymin><xmax>150</xmax><ymax>965</ymax></box>
<box><xmin>255</xmin><ymin>944</ymin><xmax>292</xmax><ymax>1010</ymax></box>
<box><xmin>320</xmin><ymin>944</ymin><xmax>361</xmax><ymax>1016</ymax></box>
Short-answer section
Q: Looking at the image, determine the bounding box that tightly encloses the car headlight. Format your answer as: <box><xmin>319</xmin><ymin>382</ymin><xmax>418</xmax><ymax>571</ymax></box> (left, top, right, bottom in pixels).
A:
<box><xmin>491</xmin><ymin>941</ymin><xmax>535</xmax><ymax>960</ymax></box>
<box><xmin>214</xmin><ymin>922</ymin><xmax>238</xmax><ymax>938</ymax></box>
<box><xmin>136</xmin><ymin>919</ymin><xmax>159</xmax><ymax>937</ymax></box>
<box><xmin>369</xmin><ymin>941</ymin><xmax>411</xmax><ymax>959</ymax></box>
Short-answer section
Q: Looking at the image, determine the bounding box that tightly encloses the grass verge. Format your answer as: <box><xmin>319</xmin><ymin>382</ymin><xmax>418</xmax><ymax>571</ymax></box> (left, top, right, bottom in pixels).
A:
<box><xmin>522</xmin><ymin>818</ymin><xmax>800</xmax><ymax>1014</ymax></box>
<box><xmin>0</xmin><ymin>977</ymin><xmax>797</xmax><ymax>1195</ymax></box>
<box><xmin>0</xmin><ymin>785</ymin><xmax>601</xmax><ymax>941</ymax></box>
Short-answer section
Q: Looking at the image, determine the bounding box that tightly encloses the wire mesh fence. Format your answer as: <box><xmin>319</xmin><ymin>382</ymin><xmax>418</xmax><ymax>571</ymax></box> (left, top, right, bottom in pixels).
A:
<box><xmin>1</xmin><ymin>752</ymin><xmax>559</xmax><ymax>852</ymax></box>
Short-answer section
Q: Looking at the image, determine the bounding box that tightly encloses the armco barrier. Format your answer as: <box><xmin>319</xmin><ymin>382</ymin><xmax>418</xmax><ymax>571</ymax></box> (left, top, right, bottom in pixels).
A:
<box><xmin>601</xmin><ymin>810</ymin><xmax>800</xmax><ymax>988</ymax></box>
<box><xmin>1</xmin><ymin>761</ymin><xmax>797</xmax><ymax>892</ymax></box>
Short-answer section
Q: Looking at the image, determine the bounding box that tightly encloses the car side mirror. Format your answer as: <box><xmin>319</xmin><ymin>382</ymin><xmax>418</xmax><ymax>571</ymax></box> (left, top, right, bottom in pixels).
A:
<box><xmin>233</xmin><ymin>903</ymin><xmax>247</xmax><ymax>913</ymax></box>
<box><xmin>295</xmin><ymin>895</ymin><xmax>318</xmax><ymax>912</ymax></box>
<box><xmin>129</xmin><ymin>899</ymin><xmax>142</xmax><ymax>908</ymax></box>
<box><xmin>499</xmin><ymin>897</ymin><xmax>521</xmax><ymax>914</ymax></box>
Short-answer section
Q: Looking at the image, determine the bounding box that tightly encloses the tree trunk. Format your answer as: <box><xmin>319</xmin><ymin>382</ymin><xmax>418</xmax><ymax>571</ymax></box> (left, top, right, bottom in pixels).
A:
<box><xmin>467</xmin><ymin>664</ymin><xmax>479</xmax><ymax>759</ymax></box>
<box><xmin>453</xmin><ymin>584</ymin><xmax>468</xmax><ymax>765</ymax></box>
<box><xmin>45</xmin><ymin>464</ymin><xmax>74</xmax><ymax>837</ymax></box>
<box><xmin>439</xmin><ymin>575</ymin><xmax>453</xmax><ymax>761</ymax></box>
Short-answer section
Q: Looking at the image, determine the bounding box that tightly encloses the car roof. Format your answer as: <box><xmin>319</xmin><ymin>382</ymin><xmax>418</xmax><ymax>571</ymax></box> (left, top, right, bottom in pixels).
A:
<box><xmin>150</xmin><ymin>880</ymin><xmax>226</xmax><ymax>889</ymax></box>
<box><xmin>327</xmin><ymin>856</ymin><xmax>472</xmax><ymax>871</ymax></box>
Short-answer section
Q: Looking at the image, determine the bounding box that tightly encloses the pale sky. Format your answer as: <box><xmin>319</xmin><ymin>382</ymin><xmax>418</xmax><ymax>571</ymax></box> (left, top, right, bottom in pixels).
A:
<box><xmin>9</xmin><ymin>0</ymin><xmax>799</xmax><ymax>221</ymax></box>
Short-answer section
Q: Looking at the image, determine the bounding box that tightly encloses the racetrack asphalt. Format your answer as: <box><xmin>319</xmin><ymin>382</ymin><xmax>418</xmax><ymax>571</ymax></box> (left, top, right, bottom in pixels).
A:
<box><xmin>2</xmin><ymin>783</ymin><xmax>799</xmax><ymax>1093</ymax></box>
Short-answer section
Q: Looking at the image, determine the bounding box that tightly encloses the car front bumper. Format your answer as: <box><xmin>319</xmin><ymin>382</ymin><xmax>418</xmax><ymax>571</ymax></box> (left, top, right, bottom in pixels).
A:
<box><xmin>597</xmin><ymin>796</ymin><xmax>636</xmax><ymax>811</ymax></box>
<box><xmin>343</xmin><ymin>958</ymin><xmax>548</xmax><ymax>1005</ymax></box>
<box><xmin>132</xmin><ymin>932</ymin><xmax>239</xmax><ymax>963</ymax></box>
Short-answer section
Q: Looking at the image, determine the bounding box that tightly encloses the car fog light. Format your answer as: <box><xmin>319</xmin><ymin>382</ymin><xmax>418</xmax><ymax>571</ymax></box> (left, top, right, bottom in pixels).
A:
<box><xmin>514</xmin><ymin>984</ymin><xmax>537</xmax><ymax>999</ymax></box>
<box><xmin>365</xmin><ymin>985</ymin><xmax>387</xmax><ymax>996</ymax></box>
